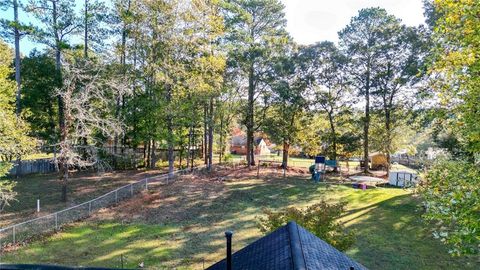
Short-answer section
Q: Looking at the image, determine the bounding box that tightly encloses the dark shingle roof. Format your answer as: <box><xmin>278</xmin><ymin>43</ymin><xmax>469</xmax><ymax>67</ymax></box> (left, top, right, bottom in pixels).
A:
<box><xmin>207</xmin><ymin>221</ymin><xmax>367</xmax><ymax>270</ymax></box>
<box><xmin>231</xmin><ymin>135</ymin><xmax>266</xmax><ymax>146</ymax></box>
<box><xmin>231</xmin><ymin>135</ymin><xmax>247</xmax><ymax>146</ymax></box>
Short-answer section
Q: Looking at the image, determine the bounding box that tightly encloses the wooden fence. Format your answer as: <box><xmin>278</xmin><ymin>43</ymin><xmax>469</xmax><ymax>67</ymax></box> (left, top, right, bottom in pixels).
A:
<box><xmin>8</xmin><ymin>159</ymin><xmax>57</xmax><ymax>177</ymax></box>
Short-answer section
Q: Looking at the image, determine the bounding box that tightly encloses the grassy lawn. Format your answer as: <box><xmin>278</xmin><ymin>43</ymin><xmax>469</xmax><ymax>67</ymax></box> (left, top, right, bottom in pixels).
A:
<box><xmin>0</xmin><ymin>169</ymin><xmax>170</xmax><ymax>227</ymax></box>
<box><xmin>1</xmin><ymin>167</ymin><xmax>477</xmax><ymax>269</ymax></box>
<box><xmin>1</xmin><ymin>155</ymin><xmax>212</xmax><ymax>227</ymax></box>
<box><xmin>22</xmin><ymin>153</ymin><xmax>54</xmax><ymax>160</ymax></box>
<box><xmin>231</xmin><ymin>154</ymin><xmax>362</xmax><ymax>170</ymax></box>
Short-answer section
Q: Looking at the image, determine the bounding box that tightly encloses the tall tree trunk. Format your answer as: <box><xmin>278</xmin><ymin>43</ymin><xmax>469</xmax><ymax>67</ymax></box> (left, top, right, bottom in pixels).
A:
<box><xmin>13</xmin><ymin>0</ymin><xmax>21</xmax><ymax>116</ymax></box>
<box><xmin>167</xmin><ymin>135</ymin><xmax>174</xmax><ymax>177</ymax></box>
<box><xmin>219</xmin><ymin>112</ymin><xmax>224</xmax><ymax>164</ymax></box>
<box><xmin>166</xmin><ymin>85</ymin><xmax>174</xmax><ymax>178</ymax></box>
<box><xmin>53</xmin><ymin>0</ymin><xmax>64</xmax><ymax>135</ymax></box>
<box><xmin>179</xmin><ymin>146</ymin><xmax>183</xmax><ymax>169</ymax></box>
<box><xmin>247</xmin><ymin>63</ymin><xmax>255</xmax><ymax>168</ymax></box>
<box><xmin>187</xmin><ymin>125</ymin><xmax>192</xmax><ymax>168</ymax></box>
<box><xmin>363</xmin><ymin>65</ymin><xmax>371</xmax><ymax>173</ymax></box>
<box><xmin>151</xmin><ymin>140</ymin><xmax>157</xmax><ymax>168</ymax></box>
<box><xmin>327</xmin><ymin>112</ymin><xmax>338</xmax><ymax>172</ymax></box>
<box><xmin>83</xmin><ymin>0</ymin><xmax>88</xmax><ymax>58</ymax></box>
<box><xmin>191</xmin><ymin>127</ymin><xmax>195</xmax><ymax>170</ymax></box>
<box><xmin>385</xmin><ymin>108</ymin><xmax>391</xmax><ymax>175</ymax></box>
<box><xmin>146</xmin><ymin>139</ymin><xmax>151</xmax><ymax>168</ymax></box>
<box><xmin>246</xmin><ymin>133</ymin><xmax>252</xmax><ymax>165</ymax></box>
<box><xmin>60</xmin><ymin>89</ymin><xmax>72</xmax><ymax>202</ymax></box>
<box><xmin>112</xmin><ymin>0</ymin><xmax>131</xmax><ymax>168</ymax></box>
<box><xmin>143</xmin><ymin>141</ymin><xmax>147</xmax><ymax>167</ymax></box>
<box><xmin>52</xmin><ymin>0</ymin><xmax>68</xmax><ymax>202</ymax></box>
<box><xmin>328</xmin><ymin>113</ymin><xmax>337</xmax><ymax>161</ymax></box>
<box><xmin>81</xmin><ymin>1</ymin><xmax>90</xmax><ymax>160</ymax></box>
<box><xmin>47</xmin><ymin>102</ymin><xmax>59</xmax><ymax>171</ymax></box>
<box><xmin>203</xmin><ymin>104</ymin><xmax>208</xmax><ymax>165</ymax></box>
<box><xmin>2</xmin><ymin>10</ymin><xmax>20</xmax><ymax>171</ymax></box>
<box><xmin>61</xmin><ymin>160</ymin><xmax>68</xmax><ymax>202</ymax></box>
<box><xmin>208</xmin><ymin>97</ymin><xmax>214</xmax><ymax>171</ymax></box>
<box><xmin>282</xmin><ymin>141</ymin><xmax>289</xmax><ymax>168</ymax></box>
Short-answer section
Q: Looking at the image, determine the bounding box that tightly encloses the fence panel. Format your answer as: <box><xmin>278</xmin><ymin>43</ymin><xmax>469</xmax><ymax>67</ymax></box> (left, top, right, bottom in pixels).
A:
<box><xmin>133</xmin><ymin>180</ymin><xmax>147</xmax><ymax>193</ymax></box>
<box><xmin>8</xmin><ymin>159</ymin><xmax>57</xmax><ymax>177</ymax></box>
<box><xmin>57</xmin><ymin>203</ymin><xmax>90</xmax><ymax>226</ymax></box>
<box><xmin>4</xmin><ymin>215</ymin><xmax>57</xmax><ymax>246</ymax></box>
<box><xmin>90</xmin><ymin>192</ymin><xmax>116</xmax><ymax>212</ymax></box>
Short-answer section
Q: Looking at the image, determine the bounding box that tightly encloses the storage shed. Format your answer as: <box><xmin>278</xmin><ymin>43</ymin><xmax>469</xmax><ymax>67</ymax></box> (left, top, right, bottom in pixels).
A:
<box><xmin>368</xmin><ymin>152</ymin><xmax>388</xmax><ymax>169</ymax></box>
<box><xmin>389</xmin><ymin>171</ymin><xmax>418</xmax><ymax>187</ymax></box>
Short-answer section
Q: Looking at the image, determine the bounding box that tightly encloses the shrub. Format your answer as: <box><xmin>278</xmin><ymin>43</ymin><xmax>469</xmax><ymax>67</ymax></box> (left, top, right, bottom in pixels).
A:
<box><xmin>0</xmin><ymin>161</ymin><xmax>12</xmax><ymax>177</ymax></box>
<box><xmin>223</xmin><ymin>153</ymin><xmax>233</xmax><ymax>162</ymax></box>
<box><xmin>419</xmin><ymin>159</ymin><xmax>480</xmax><ymax>256</ymax></box>
<box><xmin>257</xmin><ymin>201</ymin><xmax>355</xmax><ymax>251</ymax></box>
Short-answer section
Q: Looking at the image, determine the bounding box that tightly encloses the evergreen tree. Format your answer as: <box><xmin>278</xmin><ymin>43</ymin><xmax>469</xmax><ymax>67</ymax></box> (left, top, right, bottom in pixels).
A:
<box><xmin>339</xmin><ymin>8</ymin><xmax>403</xmax><ymax>172</ymax></box>
<box><xmin>0</xmin><ymin>0</ymin><xmax>36</xmax><ymax>115</ymax></box>
<box><xmin>223</xmin><ymin>0</ymin><xmax>289</xmax><ymax>168</ymax></box>
<box><xmin>306</xmin><ymin>41</ymin><xmax>351</xmax><ymax>162</ymax></box>
<box><xmin>264</xmin><ymin>42</ymin><xmax>310</xmax><ymax>168</ymax></box>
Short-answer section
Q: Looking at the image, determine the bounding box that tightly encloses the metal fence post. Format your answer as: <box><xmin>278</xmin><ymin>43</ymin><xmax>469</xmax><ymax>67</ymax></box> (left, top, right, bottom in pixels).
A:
<box><xmin>88</xmin><ymin>201</ymin><xmax>92</xmax><ymax>215</ymax></box>
<box><xmin>145</xmin><ymin>179</ymin><xmax>148</xmax><ymax>190</ymax></box>
<box><xmin>55</xmin><ymin>213</ymin><xmax>58</xmax><ymax>230</ymax></box>
<box><xmin>12</xmin><ymin>226</ymin><xmax>15</xmax><ymax>244</ymax></box>
<box><xmin>115</xmin><ymin>190</ymin><xmax>118</xmax><ymax>204</ymax></box>
<box><xmin>130</xmin><ymin>184</ymin><xmax>133</xmax><ymax>196</ymax></box>
<box><xmin>257</xmin><ymin>162</ymin><xmax>260</xmax><ymax>178</ymax></box>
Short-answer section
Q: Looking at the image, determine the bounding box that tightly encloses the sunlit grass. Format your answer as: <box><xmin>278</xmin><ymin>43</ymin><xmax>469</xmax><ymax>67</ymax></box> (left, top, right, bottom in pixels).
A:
<box><xmin>1</xmin><ymin>175</ymin><xmax>477</xmax><ymax>269</ymax></box>
<box><xmin>22</xmin><ymin>153</ymin><xmax>54</xmax><ymax>160</ymax></box>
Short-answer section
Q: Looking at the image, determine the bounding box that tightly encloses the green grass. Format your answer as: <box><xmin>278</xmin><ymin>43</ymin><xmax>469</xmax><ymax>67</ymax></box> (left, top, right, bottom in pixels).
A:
<box><xmin>231</xmin><ymin>154</ymin><xmax>361</xmax><ymax>169</ymax></box>
<box><xmin>1</xmin><ymin>172</ymin><xmax>477</xmax><ymax>269</ymax></box>
<box><xmin>22</xmin><ymin>153</ymin><xmax>54</xmax><ymax>160</ymax></box>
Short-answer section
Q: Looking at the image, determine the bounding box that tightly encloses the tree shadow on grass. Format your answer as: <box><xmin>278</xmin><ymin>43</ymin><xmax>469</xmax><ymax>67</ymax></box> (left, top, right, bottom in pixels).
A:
<box><xmin>344</xmin><ymin>194</ymin><xmax>479</xmax><ymax>270</ymax></box>
<box><xmin>4</xmin><ymin>173</ymin><xmax>478</xmax><ymax>270</ymax></box>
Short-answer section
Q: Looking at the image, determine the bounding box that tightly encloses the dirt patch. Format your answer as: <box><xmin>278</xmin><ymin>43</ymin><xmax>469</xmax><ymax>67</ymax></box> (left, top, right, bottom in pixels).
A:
<box><xmin>0</xmin><ymin>169</ymin><xmax>173</xmax><ymax>227</ymax></box>
<box><xmin>90</xmin><ymin>165</ymin><xmax>309</xmax><ymax>225</ymax></box>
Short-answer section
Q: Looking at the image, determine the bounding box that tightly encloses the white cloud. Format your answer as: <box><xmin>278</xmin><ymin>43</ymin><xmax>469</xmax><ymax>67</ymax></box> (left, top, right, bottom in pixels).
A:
<box><xmin>282</xmin><ymin>0</ymin><xmax>426</xmax><ymax>45</ymax></box>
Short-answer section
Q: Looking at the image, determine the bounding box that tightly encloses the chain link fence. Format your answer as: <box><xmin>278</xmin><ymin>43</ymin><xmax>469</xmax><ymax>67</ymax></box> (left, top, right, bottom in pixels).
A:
<box><xmin>0</xmin><ymin>165</ymin><xmax>210</xmax><ymax>250</ymax></box>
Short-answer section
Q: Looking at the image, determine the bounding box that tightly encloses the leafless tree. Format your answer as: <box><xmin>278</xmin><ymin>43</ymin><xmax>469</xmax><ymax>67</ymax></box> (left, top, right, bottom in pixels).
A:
<box><xmin>56</xmin><ymin>61</ymin><xmax>131</xmax><ymax>202</ymax></box>
<box><xmin>0</xmin><ymin>180</ymin><xmax>17</xmax><ymax>213</ymax></box>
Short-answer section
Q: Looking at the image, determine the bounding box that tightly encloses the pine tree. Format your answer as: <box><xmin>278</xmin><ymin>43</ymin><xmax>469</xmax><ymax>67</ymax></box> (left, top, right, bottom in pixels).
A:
<box><xmin>223</xmin><ymin>0</ymin><xmax>289</xmax><ymax>168</ymax></box>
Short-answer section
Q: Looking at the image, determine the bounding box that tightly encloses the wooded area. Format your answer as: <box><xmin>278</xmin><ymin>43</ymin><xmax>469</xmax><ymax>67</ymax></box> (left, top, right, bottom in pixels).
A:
<box><xmin>0</xmin><ymin>0</ymin><xmax>479</xmax><ymax>258</ymax></box>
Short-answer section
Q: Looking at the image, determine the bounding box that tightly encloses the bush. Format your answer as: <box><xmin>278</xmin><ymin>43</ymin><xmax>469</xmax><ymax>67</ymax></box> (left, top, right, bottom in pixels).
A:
<box><xmin>0</xmin><ymin>161</ymin><xmax>12</xmax><ymax>177</ymax></box>
<box><xmin>419</xmin><ymin>159</ymin><xmax>480</xmax><ymax>256</ymax></box>
<box><xmin>257</xmin><ymin>201</ymin><xmax>355</xmax><ymax>251</ymax></box>
<box><xmin>223</xmin><ymin>153</ymin><xmax>233</xmax><ymax>162</ymax></box>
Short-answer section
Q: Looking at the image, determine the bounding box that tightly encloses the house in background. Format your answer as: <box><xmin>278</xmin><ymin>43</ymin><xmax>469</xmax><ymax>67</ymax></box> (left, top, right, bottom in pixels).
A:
<box><xmin>230</xmin><ymin>135</ymin><xmax>248</xmax><ymax>155</ymax></box>
<box><xmin>230</xmin><ymin>135</ymin><xmax>271</xmax><ymax>156</ymax></box>
<box><xmin>255</xmin><ymin>137</ymin><xmax>271</xmax><ymax>155</ymax></box>
<box><xmin>207</xmin><ymin>221</ymin><xmax>367</xmax><ymax>270</ymax></box>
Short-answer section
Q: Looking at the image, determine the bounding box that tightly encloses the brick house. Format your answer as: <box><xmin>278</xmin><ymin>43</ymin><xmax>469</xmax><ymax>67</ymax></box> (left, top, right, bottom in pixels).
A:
<box><xmin>230</xmin><ymin>135</ymin><xmax>271</xmax><ymax>155</ymax></box>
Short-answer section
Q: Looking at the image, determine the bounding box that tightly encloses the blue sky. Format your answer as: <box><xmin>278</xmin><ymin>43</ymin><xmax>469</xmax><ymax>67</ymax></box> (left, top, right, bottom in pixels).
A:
<box><xmin>0</xmin><ymin>0</ymin><xmax>426</xmax><ymax>55</ymax></box>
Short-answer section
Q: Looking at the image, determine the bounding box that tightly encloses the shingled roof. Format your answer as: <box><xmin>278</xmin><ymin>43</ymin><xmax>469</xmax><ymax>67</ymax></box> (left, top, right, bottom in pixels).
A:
<box><xmin>207</xmin><ymin>221</ymin><xmax>367</xmax><ymax>270</ymax></box>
